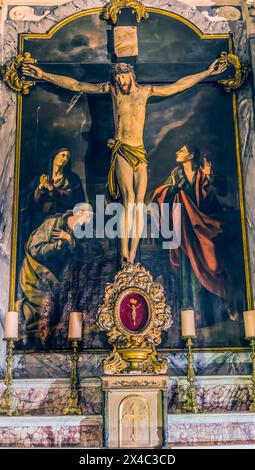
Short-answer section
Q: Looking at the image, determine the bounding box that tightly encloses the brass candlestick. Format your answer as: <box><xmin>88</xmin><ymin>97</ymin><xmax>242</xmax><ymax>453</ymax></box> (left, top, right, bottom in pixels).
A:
<box><xmin>63</xmin><ymin>339</ymin><xmax>82</xmax><ymax>415</ymax></box>
<box><xmin>182</xmin><ymin>336</ymin><xmax>199</xmax><ymax>414</ymax></box>
<box><xmin>247</xmin><ymin>337</ymin><xmax>255</xmax><ymax>412</ymax></box>
<box><xmin>0</xmin><ymin>338</ymin><xmax>17</xmax><ymax>416</ymax></box>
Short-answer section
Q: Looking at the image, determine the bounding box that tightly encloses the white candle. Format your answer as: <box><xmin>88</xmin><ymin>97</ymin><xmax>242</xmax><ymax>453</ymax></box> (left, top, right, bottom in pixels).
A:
<box><xmin>68</xmin><ymin>312</ymin><xmax>83</xmax><ymax>339</ymax></box>
<box><xmin>181</xmin><ymin>309</ymin><xmax>196</xmax><ymax>337</ymax></box>
<box><xmin>243</xmin><ymin>310</ymin><xmax>255</xmax><ymax>338</ymax></box>
<box><xmin>4</xmin><ymin>311</ymin><xmax>19</xmax><ymax>339</ymax></box>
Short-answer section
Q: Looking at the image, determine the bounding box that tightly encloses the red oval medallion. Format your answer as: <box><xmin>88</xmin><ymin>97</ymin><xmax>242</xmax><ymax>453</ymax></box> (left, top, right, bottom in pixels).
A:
<box><xmin>119</xmin><ymin>292</ymin><xmax>149</xmax><ymax>332</ymax></box>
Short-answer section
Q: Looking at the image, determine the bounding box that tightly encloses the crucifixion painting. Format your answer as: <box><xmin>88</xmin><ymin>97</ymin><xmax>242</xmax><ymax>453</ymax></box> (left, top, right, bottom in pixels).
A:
<box><xmin>22</xmin><ymin>58</ymin><xmax>226</xmax><ymax>265</ymax></box>
<box><xmin>11</xmin><ymin>9</ymin><xmax>249</xmax><ymax>350</ymax></box>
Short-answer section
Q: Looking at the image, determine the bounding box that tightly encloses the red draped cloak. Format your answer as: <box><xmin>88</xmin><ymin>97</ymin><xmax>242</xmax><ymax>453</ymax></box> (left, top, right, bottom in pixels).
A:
<box><xmin>152</xmin><ymin>168</ymin><xmax>227</xmax><ymax>298</ymax></box>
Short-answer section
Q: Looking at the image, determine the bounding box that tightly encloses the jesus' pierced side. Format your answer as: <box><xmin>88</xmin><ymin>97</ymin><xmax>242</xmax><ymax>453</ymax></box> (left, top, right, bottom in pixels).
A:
<box><xmin>22</xmin><ymin>59</ymin><xmax>227</xmax><ymax>265</ymax></box>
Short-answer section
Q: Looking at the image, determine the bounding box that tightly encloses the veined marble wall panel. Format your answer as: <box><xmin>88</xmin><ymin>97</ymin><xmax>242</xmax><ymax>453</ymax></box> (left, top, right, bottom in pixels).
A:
<box><xmin>168</xmin><ymin>412</ymin><xmax>255</xmax><ymax>446</ymax></box>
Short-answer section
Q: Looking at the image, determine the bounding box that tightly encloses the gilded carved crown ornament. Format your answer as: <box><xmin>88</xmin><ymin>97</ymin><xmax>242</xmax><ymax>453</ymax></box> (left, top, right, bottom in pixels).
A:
<box><xmin>217</xmin><ymin>52</ymin><xmax>250</xmax><ymax>92</ymax></box>
<box><xmin>1</xmin><ymin>52</ymin><xmax>37</xmax><ymax>95</ymax></box>
<box><xmin>104</xmin><ymin>0</ymin><xmax>149</xmax><ymax>24</ymax></box>
<box><xmin>96</xmin><ymin>263</ymin><xmax>172</xmax><ymax>374</ymax></box>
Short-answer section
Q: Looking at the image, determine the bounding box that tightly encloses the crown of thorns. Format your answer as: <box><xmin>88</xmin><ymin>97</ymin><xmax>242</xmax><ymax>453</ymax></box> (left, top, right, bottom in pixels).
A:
<box><xmin>111</xmin><ymin>63</ymin><xmax>134</xmax><ymax>76</ymax></box>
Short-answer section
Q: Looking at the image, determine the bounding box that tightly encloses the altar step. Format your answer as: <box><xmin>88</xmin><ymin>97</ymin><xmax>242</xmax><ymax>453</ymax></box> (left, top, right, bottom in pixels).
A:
<box><xmin>0</xmin><ymin>413</ymin><xmax>255</xmax><ymax>447</ymax></box>
<box><xmin>0</xmin><ymin>376</ymin><xmax>253</xmax><ymax>416</ymax></box>
<box><xmin>0</xmin><ymin>378</ymin><xmax>102</xmax><ymax>416</ymax></box>
<box><xmin>168</xmin><ymin>412</ymin><xmax>255</xmax><ymax>447</ymax></box>
<box><xmin>0</xmin><ymin>416</ymin><xmax>102</xmax><ymax>447</ymax></box>
<box><xmin>1</xmin><ymin>377</ymin><xmax>255</xmax><ymax>447</ymax></box>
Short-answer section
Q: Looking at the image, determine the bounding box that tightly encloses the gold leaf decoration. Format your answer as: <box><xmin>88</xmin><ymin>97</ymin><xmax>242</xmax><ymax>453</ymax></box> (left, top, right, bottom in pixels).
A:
<box><xmin>217</xmin><ymin>52</ymin><xmax>249</xmax><ymax>93</ymax></box>
<box><xmin>1</xmin><ymin>52</ymin><xmax>37</xmax><ymax>95</ymax></box>
<box><xmin>104</xmin><ymin>0</ymin><xmax>149</xmax><ymax>24</ymax></box>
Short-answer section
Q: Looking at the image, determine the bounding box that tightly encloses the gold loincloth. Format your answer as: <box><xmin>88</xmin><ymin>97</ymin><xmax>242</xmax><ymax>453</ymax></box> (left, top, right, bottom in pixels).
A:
<box><xmin>107</xmin><ymin>139</ymin><xmax>148</xmax><ymax>199</ymax></box>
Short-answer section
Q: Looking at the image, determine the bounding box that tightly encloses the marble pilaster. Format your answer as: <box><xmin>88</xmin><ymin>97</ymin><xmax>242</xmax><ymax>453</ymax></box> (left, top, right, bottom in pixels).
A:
<box><xmin>0</xmin><ymin>415</ymin><xmax>103</xmax><ymax>447</ymax></box>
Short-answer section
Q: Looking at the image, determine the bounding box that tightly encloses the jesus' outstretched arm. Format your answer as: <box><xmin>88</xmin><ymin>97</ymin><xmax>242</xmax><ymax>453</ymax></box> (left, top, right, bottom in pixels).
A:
<box><xmin>149</xmin><ymin>59</ymin><xmax>227</xmax><ymax>97</ymax></box>
<box><xmin>22</xmin><ymin>64</ymin><xmax>111</xmax><ymax>93</ymax></box>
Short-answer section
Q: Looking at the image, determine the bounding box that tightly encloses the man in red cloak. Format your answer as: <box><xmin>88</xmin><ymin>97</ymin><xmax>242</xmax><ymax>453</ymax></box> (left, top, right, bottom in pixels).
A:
<box><xmin>152</xmin><ymin>145</ymin><xmax>230</xmax><ymax>318</ymax></box>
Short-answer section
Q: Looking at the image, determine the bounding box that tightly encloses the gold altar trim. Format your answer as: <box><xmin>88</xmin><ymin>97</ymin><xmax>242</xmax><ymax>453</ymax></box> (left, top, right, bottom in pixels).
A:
<box><xmin>8</xmin><ymin>6</ymin><xmax>253</xmax><ymax>353</ymax></box>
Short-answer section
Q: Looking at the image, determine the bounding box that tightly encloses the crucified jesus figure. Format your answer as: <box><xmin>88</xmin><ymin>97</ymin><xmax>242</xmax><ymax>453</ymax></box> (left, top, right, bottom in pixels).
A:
<box><xmin>22</xmin><ymin>59</ymin><xmax>226</xmax><ymax>265</ymax></box>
